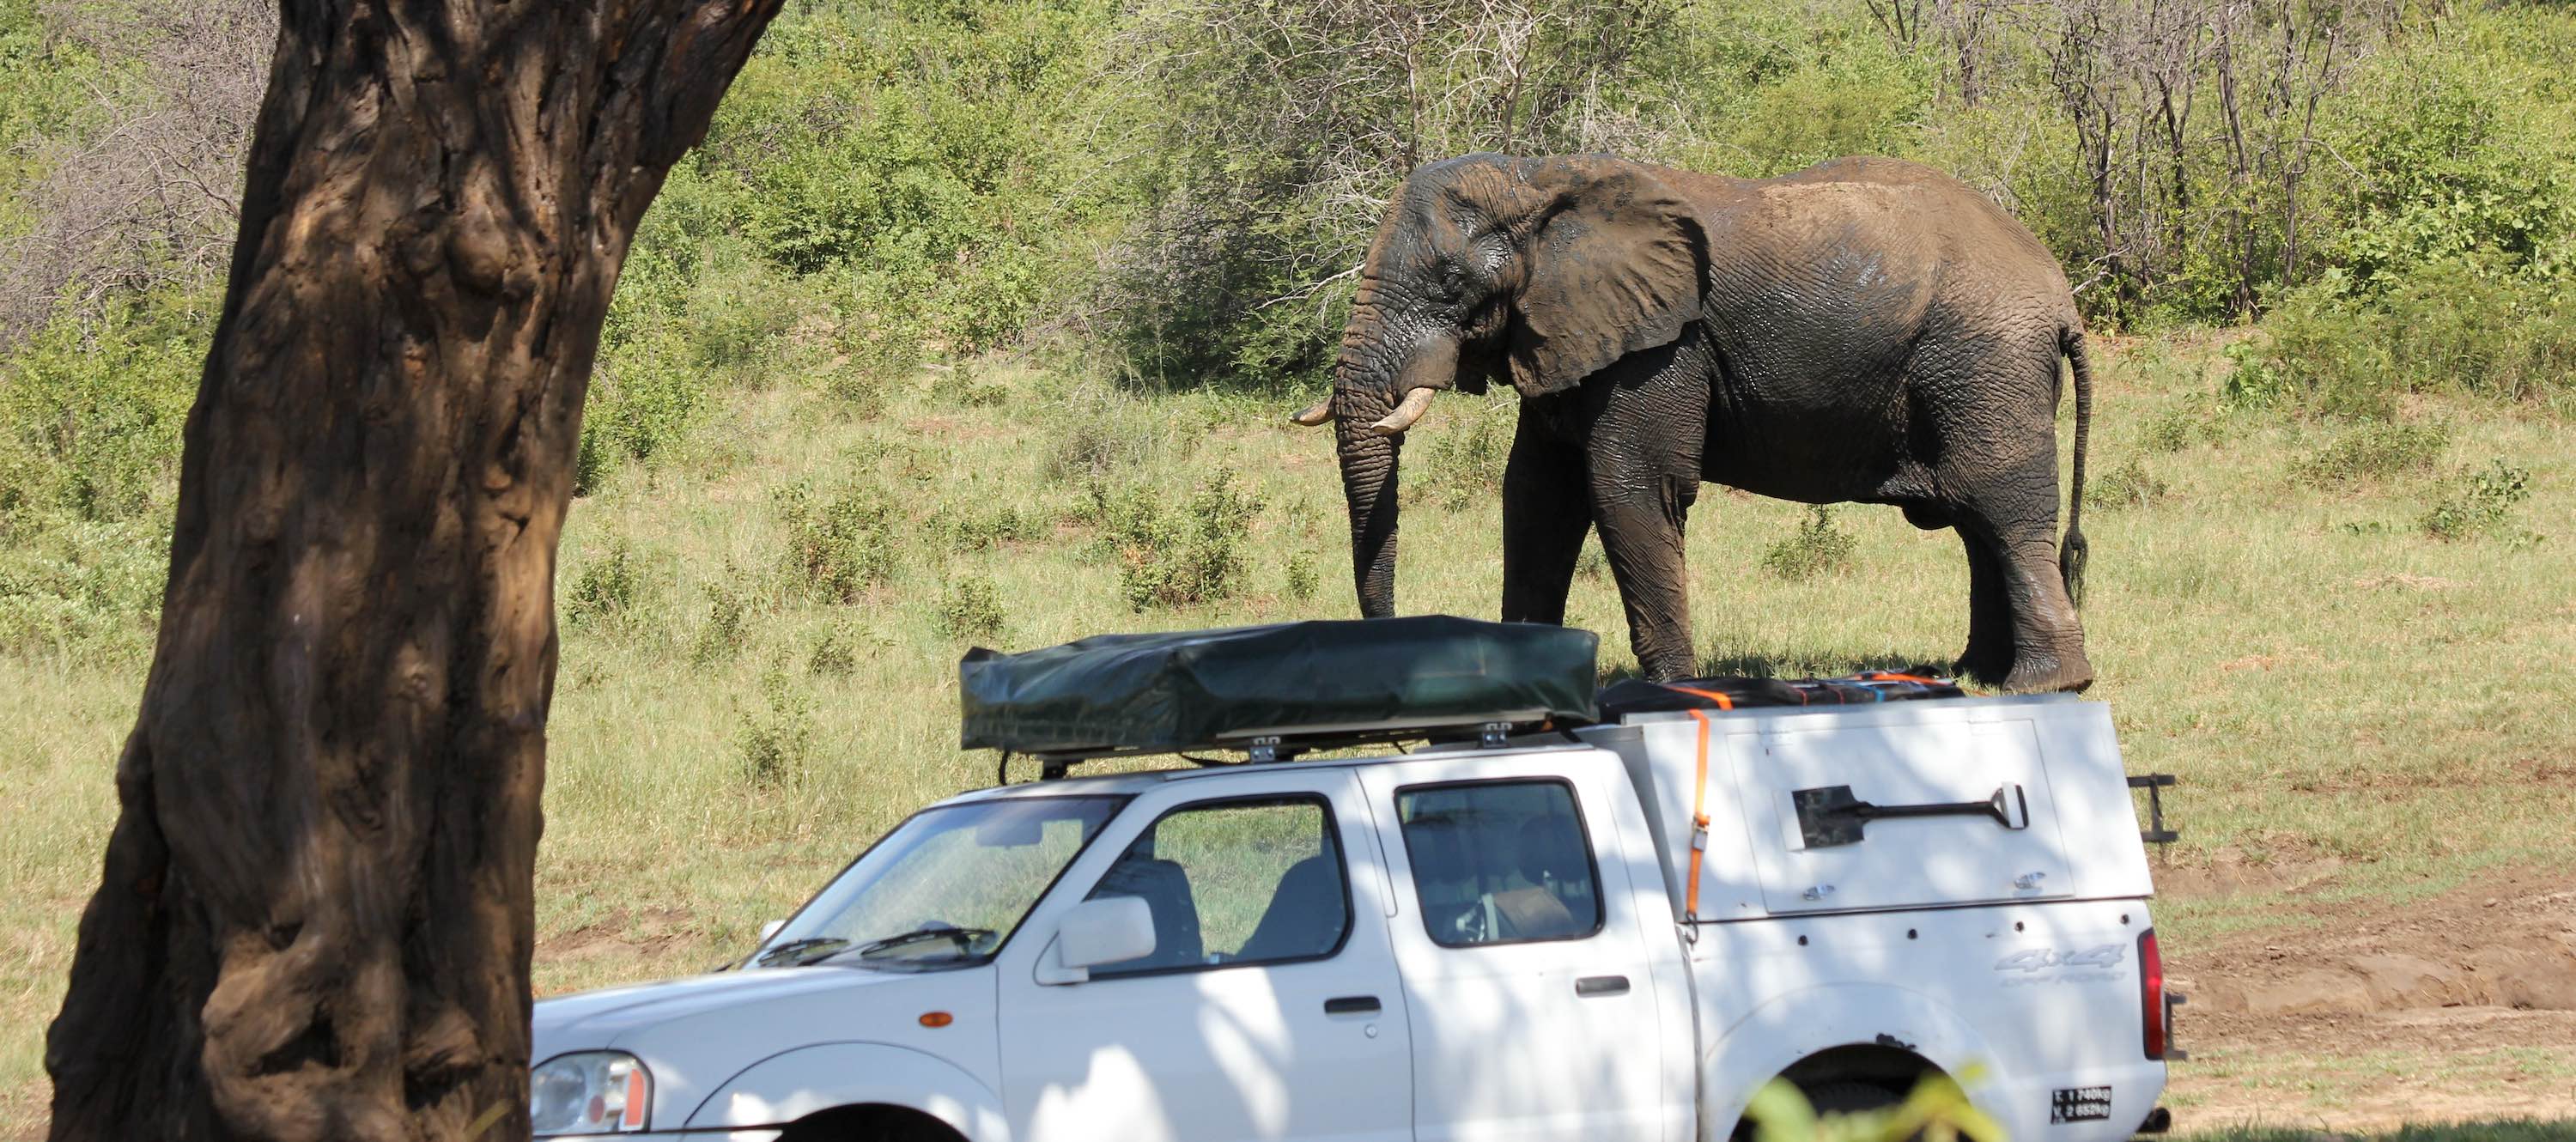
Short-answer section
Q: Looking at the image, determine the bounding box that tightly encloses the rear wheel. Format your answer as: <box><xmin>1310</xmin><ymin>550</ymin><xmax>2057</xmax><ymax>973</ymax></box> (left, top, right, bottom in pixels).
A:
<box><xmin>1804</xmin><ymin>1080</ymin><xmax>1922</xmax><ymax>1142</ymax></box>
<box><xmin>1804</xmin><ymin>1079</ymin><xmax>1902</xmax><ymax>1114</ymax></box>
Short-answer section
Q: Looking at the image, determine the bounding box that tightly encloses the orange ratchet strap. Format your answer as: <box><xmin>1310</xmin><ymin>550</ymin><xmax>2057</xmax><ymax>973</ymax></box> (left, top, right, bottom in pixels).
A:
<box><xmin>1663</xmin><ymin>684</ymin><xmax>1729</xmax><ymax>926</ymax></box>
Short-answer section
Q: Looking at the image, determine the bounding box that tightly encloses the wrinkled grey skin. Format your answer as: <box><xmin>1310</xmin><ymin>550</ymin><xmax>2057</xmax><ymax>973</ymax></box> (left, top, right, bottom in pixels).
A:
<box><xmin>1302</xmin><ymin>153</ymin><xmax>2095</xmax><ymax>692</ymax></box>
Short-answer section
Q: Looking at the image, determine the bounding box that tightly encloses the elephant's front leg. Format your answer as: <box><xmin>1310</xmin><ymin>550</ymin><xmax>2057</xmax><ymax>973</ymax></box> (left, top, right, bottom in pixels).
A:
<box><xmin>1583</xmin><ymin>351</ymin><xmax>1711</xmax><ymax>682</ymax></box>
<box><xmin>1500</xmin><ymin>407</ymin><xmax>1593</xmax><ymax>626</ymax></box>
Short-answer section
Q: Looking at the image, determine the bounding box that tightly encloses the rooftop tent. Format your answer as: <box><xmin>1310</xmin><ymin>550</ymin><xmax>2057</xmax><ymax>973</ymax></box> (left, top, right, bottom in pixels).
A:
<box><xmin>959</xmin><ymin>616</ymin><xmax>1600</xmax><ymax>759</ymax></box>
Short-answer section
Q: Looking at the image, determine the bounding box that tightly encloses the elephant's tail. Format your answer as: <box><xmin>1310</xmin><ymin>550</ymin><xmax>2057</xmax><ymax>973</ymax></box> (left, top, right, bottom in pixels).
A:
<box><xmin>2060</xmin><ymin>325</ymin><xmax>2093</xmax><ymax>608</ymax></box>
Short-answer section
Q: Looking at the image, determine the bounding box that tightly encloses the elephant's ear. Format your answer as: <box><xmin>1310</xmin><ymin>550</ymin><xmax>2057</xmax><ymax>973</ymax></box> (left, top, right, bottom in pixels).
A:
<box><xmin>1506</xmin><ymin>158</ymin><xmax>1705</xmax><ymax>397</ymax></box>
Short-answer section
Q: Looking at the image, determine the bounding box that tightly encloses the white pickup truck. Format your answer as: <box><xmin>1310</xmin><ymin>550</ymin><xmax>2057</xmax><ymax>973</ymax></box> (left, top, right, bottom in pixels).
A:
<box><xmin>531</xmin><ymin>625</ymin><xmax>2178</xmax><ymax>1142</ymax></box>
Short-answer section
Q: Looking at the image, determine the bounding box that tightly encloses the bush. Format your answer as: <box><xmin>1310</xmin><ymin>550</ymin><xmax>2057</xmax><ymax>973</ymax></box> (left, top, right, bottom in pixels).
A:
<box><xmin>935</xmin><ymin>573</ymin><xmax>1007</xmax><ymax>641</ymax></box>
<box><xmin>1760</xmin><ymin>506</ymin><xmax>1856</xmax><ymax>581</ymax></box>
<box><xmin>737</xmin><ymin>666</ymin><xmax>817</xmax><ymax>787</ymax></box>
<box><xmin>1096</xmin><ymin>472</ymin><xmax>1264</xmax><ymax>610</ymax></box>
<box><xmin>0</xmin><ymin>514</ymin><xmax>166</xmax><ymax>660</ymax></box>
<box><xmin>565</xmin><ymin>538</ymin><xmax>654</xmax><ymax>632</ymax></box>
<box><xmin>777</xmin><ymin>480</ymin><xmax>898</xmax><ymax>601</ymax></box>
<box><xmin>2088</xmin><ymin>456</ymin><xmax>2169</xmax><ymax>509</ymax></box>
<box><xmin>2421</xmin><ymin>459</ymin><xmax>2537</xmax><ymax>543</ymax></box>
<box><xmin>930</xmin><ymin>503</ymin><xmax>1038</xmax><ymax>552</ymax></box>
<box><xmin>1283</xmin><ymin>550</ymin><xmax>1318</xmax><ymax>601</ymax></box>
<box><xmin>1045</xmin><ymin>389</ymin><xmax>1163</xmax><ymax>483</ymax></box>
<box><xmin>806</xmin><ymin>614</ymin><xmax>870</xmax><ymax>677</ymax></box>
<box><xmin>1408</xmin><ymin>395</ymin><xmax>1513</xmax><ymax>511</ymax></box>
<box><xmin>2294</xmin><ymin>422</ymin><xmax>2448</xmax><ymax>486</ymax></box>
<box><xmin>583</xmin><ymin>326</ymin><xmax>711</xmax><ymax>473</ymax></box>
<box><xmin>691</xmin><ymin>573</ymin><xmax>756</xmax><ymax>665</ymax></box>
<box><xmin>0</xmin><ymin>290</ymin><xmax>204</xmax><ymax>525</ymax></box>
<box><xmin>2251</xmin><ymin>264</ymin><xmax>2576</xmax><ymax>416</ymax></box>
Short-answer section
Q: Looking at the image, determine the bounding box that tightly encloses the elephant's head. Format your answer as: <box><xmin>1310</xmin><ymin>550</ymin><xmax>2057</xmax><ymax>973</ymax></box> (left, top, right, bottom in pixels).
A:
<box><xmin>1289</xmin><ymin>154</ymin><xmax>1706</xmax><ymax>617</ymax></box>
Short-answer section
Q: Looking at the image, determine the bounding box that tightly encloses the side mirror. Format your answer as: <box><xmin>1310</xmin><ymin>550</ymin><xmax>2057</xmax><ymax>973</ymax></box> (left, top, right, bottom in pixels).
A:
<box><xmin>757</xmin><ymin>919</ymin><xmax>786</xmax><ymax>943</ymax></box>
<box><xmin>1047</xmin><ymin>896</ymin><xmax>1157</xmax><ymax>981</ymax></box>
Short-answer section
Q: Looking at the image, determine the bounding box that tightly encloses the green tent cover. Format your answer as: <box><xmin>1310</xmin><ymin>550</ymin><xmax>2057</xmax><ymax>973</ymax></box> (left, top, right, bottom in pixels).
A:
<box><xmin>959</xmin><ymin>616</ymin><xmax>1600</xmax><ymax>756</ymax></box>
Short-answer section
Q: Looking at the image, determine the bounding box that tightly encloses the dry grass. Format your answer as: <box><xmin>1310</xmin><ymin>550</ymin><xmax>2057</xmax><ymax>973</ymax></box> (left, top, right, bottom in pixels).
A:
<box><xmin>4</xmin><ymin>337</ymin><xmax>2573</xmax><ymax>1137</ymax></box>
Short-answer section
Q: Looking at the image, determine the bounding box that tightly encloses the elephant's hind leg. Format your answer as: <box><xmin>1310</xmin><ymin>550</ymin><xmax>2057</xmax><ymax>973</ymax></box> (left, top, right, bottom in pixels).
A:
<box><xmin>1905</xmin><ymin>501</ymin><xmax>2013</xmax><ymax>684</ymax></box>
<box><xmin>1956</xmin><ymin>528</ymin><xmax>2017</xmax><ymax>684</ymax></box>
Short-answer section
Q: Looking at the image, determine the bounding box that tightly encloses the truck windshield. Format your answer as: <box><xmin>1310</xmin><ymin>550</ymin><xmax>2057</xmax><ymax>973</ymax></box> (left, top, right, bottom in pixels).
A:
<box><xmin>754</xmin><ymin>795</ymin><xmax>1127</xmax><ymax>969</ymax></box>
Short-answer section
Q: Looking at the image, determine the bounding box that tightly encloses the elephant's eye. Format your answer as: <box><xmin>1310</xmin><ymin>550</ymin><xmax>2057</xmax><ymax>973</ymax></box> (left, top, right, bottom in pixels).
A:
<box><xmin>1439</xmin><ymin>264</ymin><xmax>1466</xmax><ymax>299</ymax></box>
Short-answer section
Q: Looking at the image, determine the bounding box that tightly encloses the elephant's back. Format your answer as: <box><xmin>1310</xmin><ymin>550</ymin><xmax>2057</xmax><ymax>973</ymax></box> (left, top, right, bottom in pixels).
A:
<box><xmin>1703</xmin><ymin>156</ymin><xmax>2075</xmax><ymax>336</ymax></box>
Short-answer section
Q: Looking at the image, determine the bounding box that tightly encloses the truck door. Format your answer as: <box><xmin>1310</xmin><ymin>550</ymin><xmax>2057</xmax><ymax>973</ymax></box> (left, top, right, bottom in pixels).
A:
<box><xmin>1358</xmin><ymin>754</ymin><xmax>1678</xmax><ymax>1142</ymax></box>
<box><xmin>999</xmin><ymin>769</ymin><xmax>1413</xmax><ymax>1142</ymax></box>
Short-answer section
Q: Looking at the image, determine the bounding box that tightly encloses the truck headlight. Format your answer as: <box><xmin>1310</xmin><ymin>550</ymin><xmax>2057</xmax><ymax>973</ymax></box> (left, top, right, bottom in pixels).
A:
<box><xmin>531</xmin><ymin>1051</ymin><xmax>651</xmax><ymax>1135</ymax></box>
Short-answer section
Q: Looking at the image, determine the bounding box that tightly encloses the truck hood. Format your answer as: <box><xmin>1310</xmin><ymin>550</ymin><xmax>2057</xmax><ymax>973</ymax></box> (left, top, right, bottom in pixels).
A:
<box><xmin>535</xmin><ymin>963</ymin><xmax>999</xmax><ymax>1129</ymax></box>
<box><xmin>536</xmin><ymin>965</ymin><xmax>906</xmax><ymax>1043</ymax></box>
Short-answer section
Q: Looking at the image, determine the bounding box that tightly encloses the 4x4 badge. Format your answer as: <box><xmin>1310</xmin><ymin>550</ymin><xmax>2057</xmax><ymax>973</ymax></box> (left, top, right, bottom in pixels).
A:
<box><xmin>1995</xmin><ymin>944</ymin><xmax>2124</xmax><ymax>972</ymax></box>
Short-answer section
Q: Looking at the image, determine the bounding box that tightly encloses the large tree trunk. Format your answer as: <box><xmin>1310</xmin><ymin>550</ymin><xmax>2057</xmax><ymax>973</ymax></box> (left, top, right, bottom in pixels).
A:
<box><xmin>44</xmin><ymin>3</ymin><xmax>781</xmax><ymax>1139</ymax></box>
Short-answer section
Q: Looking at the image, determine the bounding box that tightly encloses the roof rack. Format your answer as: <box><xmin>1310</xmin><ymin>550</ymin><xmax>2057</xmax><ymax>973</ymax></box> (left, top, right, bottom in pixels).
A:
<box><xmin>961</xmin><ymin>617</ymin><xmax>1597</xmax><ymax>779</ymax></box>
<box><xmin>994</xmin><ymin>714</ymin><xmax>1561</xmax><ymax>783</ymax></box>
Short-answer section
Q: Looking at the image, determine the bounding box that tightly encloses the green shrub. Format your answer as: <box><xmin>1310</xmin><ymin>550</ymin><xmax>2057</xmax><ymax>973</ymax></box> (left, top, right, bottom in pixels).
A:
<box><xmin>1097</xmin><ymin>472</ymin><xmax>1264</xmax><ymax>610</ymax></box>
<box><xmin>585</xmin><ymin>327</ymin><xmax>711</xmax><ymax>471</ymax></box>
<box><xmin>1045</xmin><ymin>390</ymin><xmax>1162</xmax><ymax>483</ymax></box>
<box><xmin>2251</xmin><ymin>264</ymin><xmax>2576</xmax><ymax>416</ymax></box>
<box><xmin>0</xmin><ymin>514</ymin><xmax>166</xmax><ymax>661</ymax></box>
<box><xmin>2421</xmin><ymin>459</ymin><xmax>2537</xmax><ymax>543</ymax></box>
<box><xmin>737</xmin><ymin>666</ymin><xmax>817</xmax><ymax>787</ymax></box>
<box><xmin>777</xmin><ymin>480</ymin><xmax>898</xmax><ymax>601</ymax></box>
<box><xmin>1283</xmin><ymin>550</ymin><xmax>1318</xmax><ymax>601</ymax></box>
<box><xmin>565</xmin><ymin>538</ymin><xmax>654</xmax><ymax>632</ymax></box>
<box><xmin>1740</xmin><ymin>1072</ymin><xmax>2002</xmax><ymax>1142</ymax></box>
<box><xmin>1409</xmin><ymin>396</ymin><xmax>1514</xmax><ymax>512</ymax></box>
<box><xmin>2088</xmin><ymin>456</ymin><xmax>2170</xmax><ymax>509</ymax></box>
<box><xmin>1760</xmin><ymin>506</ymin><xmax>1856</xmax><ymax>581</ymax></box>
<box><xmin>935</xmin><ymin>573</ymin><xmax>1007</xmax><ymax>641</ymax></box>
<box><xmin>0</xmin><ymin>290</ymin><xmax>204</xmax><ymax>525</ymax></box>
<box><xmin>807</xmin><ymin>614</ymin><xmax>870</xmax><ymax>676</ymax></box>
<box><xmin>930</xmin><ymin>503</ymin><xmax>1038</xmax><ymax>552</ymax></box>
<box><xmin>2219</xmin><ymin>338</ymin><xmax>2290</xmax><ymax>411</ymax></box>
<box><xmin>691</xmin><ymin>573</ymin><xmax>756</xmax><ymax>665</ymax></box>
<box><xmin>2294</xmin><ymin>422</ymin><xmax>2448</xmax><ymax>486</ymax></box>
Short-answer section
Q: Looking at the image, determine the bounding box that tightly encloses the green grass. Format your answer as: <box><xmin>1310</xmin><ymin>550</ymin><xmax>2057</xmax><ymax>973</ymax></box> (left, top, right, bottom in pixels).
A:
<box><xmin>2178</xmin><ymin>1127</ymin><xmax>2576</xmax><ymax>1141</ymax></box>
<box><xmin>4</xmin><ymin>336</ymin><xmax>2573</xmax><ymax>1137</ymax></box>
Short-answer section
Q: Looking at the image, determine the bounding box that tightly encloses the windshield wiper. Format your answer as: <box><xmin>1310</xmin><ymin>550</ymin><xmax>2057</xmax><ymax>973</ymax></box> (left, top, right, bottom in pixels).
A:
<box><xmin>753</xmin><ymin>937</ymin><xmax>849</xmax><ymax>968</ymax></box>
<box><xmin>854</xmin><ymin>925</ymin><xmax>996</xmax><ymax>960</ymax></box>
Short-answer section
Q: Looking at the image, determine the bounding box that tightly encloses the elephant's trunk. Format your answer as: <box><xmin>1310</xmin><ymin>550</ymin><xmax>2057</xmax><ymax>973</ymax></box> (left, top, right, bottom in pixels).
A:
<box><xmin>1335</xmin><ymin>377</ymin><xmax>1402</xmax><ymax>618</ymax></box>
<box><xmin>1334</xmin><ymin>287</ymin><xmax>1457</xmax><ymax>618</ymax></box>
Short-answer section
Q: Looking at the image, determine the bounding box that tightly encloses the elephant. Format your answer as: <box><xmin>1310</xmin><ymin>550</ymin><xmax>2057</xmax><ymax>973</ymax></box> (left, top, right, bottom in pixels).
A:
<box><xmin>1289</xmin><ymin>152</ymin><xmax>2096</xmax><ymax>693</ymax></box>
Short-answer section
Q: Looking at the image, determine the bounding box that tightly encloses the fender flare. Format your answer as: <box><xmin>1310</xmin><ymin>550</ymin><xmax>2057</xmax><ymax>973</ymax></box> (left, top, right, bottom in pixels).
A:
<box><xmin>683</xmin><ymin>1041</ymin><xmax>1012</xmax><ymax>1142</ymax></box>
<box><xmin>1699</xmin><ymin>983</ymin><xmax>1996</xmax><ymax>1139</ymax></box>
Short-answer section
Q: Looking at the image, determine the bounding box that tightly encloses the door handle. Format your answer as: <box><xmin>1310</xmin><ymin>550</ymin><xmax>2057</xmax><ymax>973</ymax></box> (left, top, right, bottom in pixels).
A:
<box><xmin>1575</xmin><ymin>975</ymin><xmax>1630</xmax><ymax>997</ymax></box>
<box><xmin>1323</xmin><ymin>995</ymin><xmax>1381</xmax><ymax>1015</ymax></box>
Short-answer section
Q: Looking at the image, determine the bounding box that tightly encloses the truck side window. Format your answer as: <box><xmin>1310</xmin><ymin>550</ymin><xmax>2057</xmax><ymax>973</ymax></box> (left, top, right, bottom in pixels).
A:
<box><xmin>1083</xmin><ymin>797</ymin><xmax>1351</xmax><ymax>976</ymax></box>
<box><xmin>1395</xmin><ymin>781</ymin><xmax>1601</xmax><ymax>947</ymax></box>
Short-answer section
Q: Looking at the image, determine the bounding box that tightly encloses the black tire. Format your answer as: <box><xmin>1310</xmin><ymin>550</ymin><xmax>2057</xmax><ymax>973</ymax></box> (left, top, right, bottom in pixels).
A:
<box><xmin>1805</xmin><ymin>1080</ymin><xmax>1921</xmax><ymax>1142</ymax></box>
<box><xmin>1804</xmin><ymin>1080</ymin><xmax>1902</xmax><ymax>1115</ymax></box>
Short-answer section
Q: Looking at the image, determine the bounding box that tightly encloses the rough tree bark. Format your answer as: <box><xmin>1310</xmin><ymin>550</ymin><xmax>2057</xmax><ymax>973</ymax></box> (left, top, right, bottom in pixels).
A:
<box><xmin>44</xmin><ymin>3</ymin><xmax>782</xmax><ymax>1139</ymax></box>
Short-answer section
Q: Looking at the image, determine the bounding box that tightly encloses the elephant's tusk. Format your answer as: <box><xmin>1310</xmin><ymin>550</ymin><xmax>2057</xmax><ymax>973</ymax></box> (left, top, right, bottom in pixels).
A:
<box><xmin>1368</xmin><ymin>386</ymin><xmax>1437</xmax><ymax>435</ymax></box>
<box><xmin>1288</xmin><ymin>399</ymin><xmax>1333</xmax><ymax>427</ymax></box>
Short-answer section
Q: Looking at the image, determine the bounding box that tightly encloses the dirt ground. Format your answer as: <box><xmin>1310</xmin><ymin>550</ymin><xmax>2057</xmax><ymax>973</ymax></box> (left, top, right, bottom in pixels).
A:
<box><xmin>2159</xmin><ymin>863</ymin><xmax>2576</xmax><ymax>1133</ymax></box>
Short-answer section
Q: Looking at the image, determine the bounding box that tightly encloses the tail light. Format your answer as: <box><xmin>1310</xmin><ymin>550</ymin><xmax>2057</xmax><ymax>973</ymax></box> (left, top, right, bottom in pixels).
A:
<box><xmin>2139</xmin><ymin>928</ymin><xmax>2168</xmax><ymax>1060</ymax></box>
